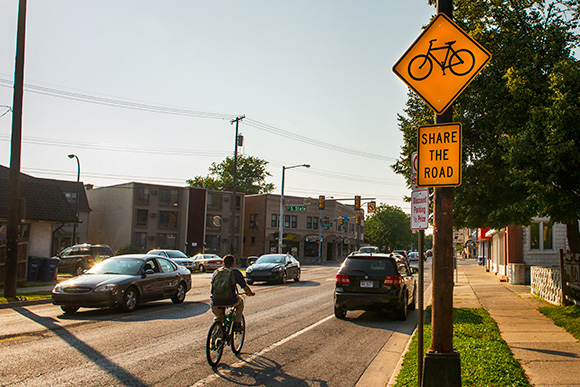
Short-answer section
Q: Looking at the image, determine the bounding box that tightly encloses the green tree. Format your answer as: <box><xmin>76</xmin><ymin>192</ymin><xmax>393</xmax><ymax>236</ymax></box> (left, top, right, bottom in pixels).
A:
<box><xmin>393</xmin><ymin>0</ymin><xmax>580</xmax><ymax>250</ymax></box>
<box><xmin>364</xmin><ymin>204</ymin><xmax>413</xmax><ymax>250</ymax></box>
<box><xmin>187</xmin><ymin>155</ymin><xmax>275</xmax><ymax>194</ymax></box>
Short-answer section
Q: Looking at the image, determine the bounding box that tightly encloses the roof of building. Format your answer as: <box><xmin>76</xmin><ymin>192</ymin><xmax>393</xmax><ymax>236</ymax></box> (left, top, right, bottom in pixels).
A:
<box><xmin>0</xmin><ymin>165</ymin><xmax>78</xmax><ymax>222</ymax></box>
<box><xmin>37</xmin><ymin>178</ymin><xmax>91</xmax><ymax>212</ymax></box>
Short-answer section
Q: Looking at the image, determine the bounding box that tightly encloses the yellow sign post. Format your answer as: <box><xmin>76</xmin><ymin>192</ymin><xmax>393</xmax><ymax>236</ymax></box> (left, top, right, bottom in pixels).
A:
<box><xmin>417</xmin><ymin>122</ymin><xmax>462</xmax><ymax>187</ymax></box>
<box><xmin>393</xmin><ymin>13</ymin><xmax>491</xmax><ymax>115</ymax></box>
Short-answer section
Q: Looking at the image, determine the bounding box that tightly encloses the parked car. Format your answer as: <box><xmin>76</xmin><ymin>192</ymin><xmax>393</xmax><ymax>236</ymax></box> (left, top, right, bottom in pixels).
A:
<box><xmin>359</xmin><ymin>246</ymin><xmax>379</xmax><ymax>254</ymax></box>
<box><xmin>191</xmin><ymin>253</ymin><xmax>223</xmax><ymax>272</ymax></box>
<box><xmin>408</xmin><ymin>251</ymin><xmax>419</xmax><ymax>269</ymax></box>
<box><xmin>54</xmin><ymin>243</ymin><xmax>114</xmax><ymax>276</ymax></box>
<box><xmin>245</xmin><ymin>253</ymin><xmax>301</xmax><ymax>284</ymax></box>
<box><xmin>247</xmin><ymin>256</ymin><xmax>259</xmax><ymax>265</ymax></box>
<box><xmin>334</xmin><ymin>252</ymin><xmax>416</xmax><ymax>320</ymax></box>
<box><xmin>52</xmin><ymin>254</ymin><xmax>192</xmax><ymax>314</ymax></box>
<box><xmin>147</xmin><ymin>249</ymin><xmax>194</xmax><ymax>272</ymax></box>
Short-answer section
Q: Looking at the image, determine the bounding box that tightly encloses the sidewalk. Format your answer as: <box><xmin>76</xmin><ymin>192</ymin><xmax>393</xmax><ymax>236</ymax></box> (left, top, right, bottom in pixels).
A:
<box><xmin>454</xmin><ymin>259</ymin><xmax>580</xmax><ymax>387</ymax></box>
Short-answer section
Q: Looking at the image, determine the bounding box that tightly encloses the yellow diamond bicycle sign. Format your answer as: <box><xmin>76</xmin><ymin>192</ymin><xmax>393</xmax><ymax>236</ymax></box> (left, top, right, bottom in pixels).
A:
<box><xmin>393</xmin><ymin>13</ymin><xmax>491</xmax><ymax>115</ymax></box>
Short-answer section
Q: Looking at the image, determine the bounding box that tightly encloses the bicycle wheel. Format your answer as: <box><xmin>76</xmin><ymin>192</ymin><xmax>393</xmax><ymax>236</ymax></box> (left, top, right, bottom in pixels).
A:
<box><xmin>231</xmin><ymin>315</ymin><xmax>245</xmax><ymax>355</ymax></box>
<box><xmin>206</xmin><ymin>321</ymin><xmax>225</xmax><ymax>366</ymax></box>
<box><xmin>408</xmin><ymin>54</ymin><xmax>432</xmax><ymax>81</ymax></box>
<box><xmin>449</xmin><ymin>49</ymin><xmax>475</xmax><ymax>76</ymax></box>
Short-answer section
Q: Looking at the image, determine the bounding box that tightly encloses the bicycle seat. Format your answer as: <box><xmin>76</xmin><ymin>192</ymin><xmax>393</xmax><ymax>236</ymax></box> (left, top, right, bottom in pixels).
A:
<box><xmin>445</xmin><ymin>40</ymin><xmax>456</xmax><ymax>45</ymax></box>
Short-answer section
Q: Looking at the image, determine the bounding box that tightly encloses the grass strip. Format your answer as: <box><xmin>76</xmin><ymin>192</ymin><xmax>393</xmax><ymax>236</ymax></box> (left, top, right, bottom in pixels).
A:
<box><xmin>0</xmin><ymin>291</ymin><xmax>53</xmax><ymax>303</ymax></box>
<box><xmin>395</xmin><ymin>307</ymin><xmax>529</xmax><ymax>387</ymax></box>
<box><xmin>539</xmin><ymin>305</ymin><xmax>580</xmax><ymax>341</ymax></box>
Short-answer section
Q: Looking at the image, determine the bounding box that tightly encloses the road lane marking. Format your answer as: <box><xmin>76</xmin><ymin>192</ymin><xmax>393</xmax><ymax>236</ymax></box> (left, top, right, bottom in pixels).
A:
<box><xmin>0</xmin><ymin>336</ymin><xmax>25</xmax><ymax>344</ymax></box>
<box><xmin>191</xmin><ymin>314</ymin><xmax>334</xmax><ymax>387</ymax></box>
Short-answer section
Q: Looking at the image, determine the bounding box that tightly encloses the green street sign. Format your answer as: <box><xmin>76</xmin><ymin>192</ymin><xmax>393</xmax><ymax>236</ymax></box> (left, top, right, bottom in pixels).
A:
<box><xmin>322</xmin><ymin>222</ymin><xmax>332</xmax><ymax>228</ymax></box>
<box><xmin>286</xmin><ymin>205</ymin><xmax>307</xmax><ymax>212</ymax></box>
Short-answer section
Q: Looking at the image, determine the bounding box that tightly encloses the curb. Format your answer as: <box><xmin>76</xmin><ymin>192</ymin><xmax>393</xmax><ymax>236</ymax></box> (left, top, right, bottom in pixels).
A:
<box><xmin>0</xmin><ymin>297</ymin><xmax>52</xmax><ymax>310</ymax></box>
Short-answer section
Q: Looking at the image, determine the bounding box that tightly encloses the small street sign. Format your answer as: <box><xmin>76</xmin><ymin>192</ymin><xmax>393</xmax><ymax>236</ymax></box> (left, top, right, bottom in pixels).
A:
<box><xmin>367</xmin><ymin>201</ymin><xmax>376</xmax><ymax>213</ymax></box>
<box><xmin>411</xmin><ymin>189</ymin><xmax>429</xmax><ymax>230</ymax></box>
<box><xmin>393</xmin><ymin>13</ymin><xmax>491</xmax><ymax>115</ymax></box>
<box><xmin>286</xmin><ymin>205</ymin><xmax>307</xmax><ymax>212</ymax></box>
<box><xmin>417</xmin><ymin>122</ymin><xmax>462</xmax><ymax>187</ymax></box>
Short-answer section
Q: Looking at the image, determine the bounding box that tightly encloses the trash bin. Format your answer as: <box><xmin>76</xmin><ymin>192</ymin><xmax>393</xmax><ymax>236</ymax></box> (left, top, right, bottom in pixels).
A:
<box><xmin>27</xmin><ymin>256</ymin><xmax>43</xmax><ymax>281</ymax></box>
<box><xmin>38</xmin><ymin>257</ymin><xmax>60</xmax><ymax>282</ymax></box>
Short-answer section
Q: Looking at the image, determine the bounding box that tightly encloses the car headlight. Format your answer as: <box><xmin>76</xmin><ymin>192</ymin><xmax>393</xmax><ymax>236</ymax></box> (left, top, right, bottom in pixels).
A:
<box><xmin>271</xmin><ymin>267</ymin><xmax>283</xmax><ymax>272</ymax></box>
<box><xmin>53</xmin><ymin>284</ymin><xmax>62</xmax><ymax>293</ymax></box>
<box><xmin>94</xmin><ymin>283</ymin><xmax>118</xmax><ymax>293</ymax></box>
<box><xmin>246</xmin><ymin>267</ymin><xmax>253</xmax><ymax>273</ymax></box>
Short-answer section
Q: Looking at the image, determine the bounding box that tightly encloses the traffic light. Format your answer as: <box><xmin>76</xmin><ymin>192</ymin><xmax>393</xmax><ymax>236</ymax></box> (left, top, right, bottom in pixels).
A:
<box><xmin>339</xmin><ymin>216</ymin><xmax>344</xmax><ymax>225</ymax></box>
<box><xmin>356</xmin><ymin>213</ymin><xmax>361</xmax><ymax>224</ymax></box>
<box><xmin>355</xmin><ymin>195</ymin><xmax>361</xmax><ymax>210</ymax></box>
<box><xmin>318</xmin><ymin>195</ymin><xmax>325</xmax><ymax>210</ymax></box>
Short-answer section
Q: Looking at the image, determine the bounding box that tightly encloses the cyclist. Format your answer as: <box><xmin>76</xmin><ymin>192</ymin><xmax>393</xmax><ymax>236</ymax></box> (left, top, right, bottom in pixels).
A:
<box><xmin>211</xmin><ymin>254</ymin><xmax>255</xmax><ymax>331</ymax></box>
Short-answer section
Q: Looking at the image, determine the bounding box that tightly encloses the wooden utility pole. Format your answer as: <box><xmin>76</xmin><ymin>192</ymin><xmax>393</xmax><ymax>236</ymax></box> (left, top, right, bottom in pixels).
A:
<box><xmin>4</xmin><ymin>0</ymin><xmax>27</xmax><ymax>299</ymax></box>
<box><xmin>422</xmin><ymin>1</ymin><xmax>462</xmax><ymax>386</ymax></box>
<box><xmin>229</xmin><ymin>115</ymin><xmax>245</xmax><ymax>262</ymax></box>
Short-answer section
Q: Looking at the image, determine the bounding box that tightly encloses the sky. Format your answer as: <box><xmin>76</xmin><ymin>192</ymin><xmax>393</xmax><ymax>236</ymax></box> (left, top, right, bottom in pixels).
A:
<box><xmin>0</xmin><ymin>1</ymin><xmax>437</xmax><ymax>214</ymax></box>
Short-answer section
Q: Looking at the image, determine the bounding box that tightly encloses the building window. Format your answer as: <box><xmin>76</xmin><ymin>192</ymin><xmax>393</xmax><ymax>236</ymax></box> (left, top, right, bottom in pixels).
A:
<box><xmin>207</xmin><ymin>193</ymin><xmax>223</xmax><ymax>210</ymax></box>
<box><xmin>235</xmin><ymin>195</ymin><xmax>242</xmax><ymax>210</ymax></box>
<box><xmin>136</xmin><ymin>186</ymin><xmax>150</xmax><ymax>205</ymax></box>
<box><xmin>160</xmin><ymin>188</ymin><xmax>179</xmax><ymax>206</ymax></box>
<box><xmin>271</xmin><ymin>214</ymin><xmax>279</xmax><ymax>228</ymax></box>
<box><xmin>136</xmin><ymin>209</ymin><xmax>148</xmax><ymax>227</ymax></box>
<box><xmin>249</xmin><ymin>214</ymin><xmax>258</xmax><ymax>228</ymax></box>
<box><xmin>206</xmin><ymin>214</ymin><xmax>221</xmax><ymax>231</ymax></box>
<box><xmin>291</xmin><ymin>215</ymin><xmax>297</xmax><ymax>229</ymax></box>
<box><xmin>284</xmin><ymin>215</ymin><xmax>290</xmax><ymax>228</ymax></box>
<box><xmin>530</xmin><ymin>221</ymin><xmax>553</xmax><ymax>251</ymax></box>
<box><xmin>251</xmin><ymin>236</ymin><xmax>256</xmax><ymax>245</ymax></box>
<box><xmin>307</xmin><ymin>217</ymin><xmax>312</xmax><ymax>229</ymax></box>
<box><xmin>205</xmin><ymin>235</ymin><xmax>220</xmax><ymax>253</ymax></box>
<box><xmin>157</xmin><ymin>233</ymin><xmax>177</xmax><ymax>249</ymax></box>
<box><xmin>159</xmin><ymin>211</ymin><xmax>178</xmax><ymax>229</ymax></box>
<box><xmin>313</xmin><ymin>217</ymin><xmax>318</xmax><ymax>230</ymax></box>
<box><xmin>134</xmin><ymin>232</ymin><xmax>147</xmax><ymax>250</ymax></box>
<box><xmin>65</xmin><ymin>192</ymin><xmax>77</xmax><ymax>204</ymax></box>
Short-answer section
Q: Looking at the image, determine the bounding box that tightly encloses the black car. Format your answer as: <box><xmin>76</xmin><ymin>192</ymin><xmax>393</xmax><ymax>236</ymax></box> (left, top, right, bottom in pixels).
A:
<box><xmin>334</xmin><ymin>253</ymin><xmax>416</xmax><ymax>320</ymax></box>
<box><xmin>245</xmin><ymin>254</ymin><xmax>300</xmax><ymax>284</ymax></box>
<box><xmin>52</xmin><ymin>254</ymin><xmax>192</xmax><ymax>314</ymax></box>
<box><xmin>54</xmin><ymin>243</ymin><xmax>114</xmax><ymax>276</ymax></box>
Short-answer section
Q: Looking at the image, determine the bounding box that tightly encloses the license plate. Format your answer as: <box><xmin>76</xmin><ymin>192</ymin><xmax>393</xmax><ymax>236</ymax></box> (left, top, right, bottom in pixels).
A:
<box><xmin>360</xmin><ymin>280</ymin><xmax>374</xmax><ymax>288</ymax></box>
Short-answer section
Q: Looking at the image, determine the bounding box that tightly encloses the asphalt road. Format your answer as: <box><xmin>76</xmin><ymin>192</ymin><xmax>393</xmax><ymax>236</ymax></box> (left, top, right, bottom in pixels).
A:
<box><xmin>1</xmin><ymin>263</ymin><xmax>431</xmax><ymax>386</ymax></box>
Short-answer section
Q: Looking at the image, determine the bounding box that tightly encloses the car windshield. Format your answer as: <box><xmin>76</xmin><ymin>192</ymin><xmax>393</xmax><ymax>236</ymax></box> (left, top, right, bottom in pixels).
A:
<box><xmin>256</xmin><ymin>255</ymin><xmax>285</xmax><ymax>264</ymax></box>
<box><xmin>166</xmin><ymin>251</ymin><xmax>188</xmax><ymax>258</ymax></box>
<box><xmin>86</xmin><ymin>258</ymin><xmax>142</xmax><ymax>275</ymax></box>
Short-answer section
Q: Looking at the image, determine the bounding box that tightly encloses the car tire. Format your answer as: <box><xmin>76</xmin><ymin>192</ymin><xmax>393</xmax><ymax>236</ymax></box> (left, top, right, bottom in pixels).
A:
<box><xmin>120</xmin><ymin>286</ymin><xmax>139</xmax><ymax>313</ymax></box>
<box><xmin>171</xmin><ymin>282</ymin><xmax>187</xmax><ymax>304</ymax></box>
<box><xmin>280</xmin><ymin>271</ymin><xmax>287</xmax><ymax>284</ymax></box>
<box><xmin>294</xmin><ymin>269</ymin><xmax>301</xmax><ymax>282</ymax></box>
<box><xmin>61</xmin><ymin>305</ymin><xmax>79</xmax><ymax>314</ymax></box>
<box><xmin>199</xmin><ymin>264</ymin><xmax>206</xmax><ymax>273</ymax></box>
<box><xmin>74</xmin><ymin>264</ymin><xmax>84</xmax><ymax>277</ymax></box>
<box><xmin>334</xmin><ymin>305</ymin><xmax>347</xmax><ymax>319</ymax></box>
<box><xmin>396</xmin><ymin>293</ymin><xmax>408</xmax><ymax>321</ymax></box>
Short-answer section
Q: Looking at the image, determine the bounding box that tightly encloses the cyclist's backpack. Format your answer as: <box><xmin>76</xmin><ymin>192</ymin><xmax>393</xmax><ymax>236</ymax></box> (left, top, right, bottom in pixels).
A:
<box><xmin>211</xmin><ymin>267</ymin><xmax>236</xmax><ymax>302</ymax></box>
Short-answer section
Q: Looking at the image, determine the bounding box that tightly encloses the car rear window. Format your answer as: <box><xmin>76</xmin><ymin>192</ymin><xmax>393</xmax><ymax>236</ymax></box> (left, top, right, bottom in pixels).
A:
<box><xmin>343</xmin><ymin>257</ymin><xmax>397</xmax><ymax>276</ymax></box>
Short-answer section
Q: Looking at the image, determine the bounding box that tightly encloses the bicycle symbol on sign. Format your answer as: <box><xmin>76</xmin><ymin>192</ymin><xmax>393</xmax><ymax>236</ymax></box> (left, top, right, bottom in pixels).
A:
<box><xmin>408</xmin><ymin>39</ymin><xmax>475</xmax><ymax>81</ymax></box>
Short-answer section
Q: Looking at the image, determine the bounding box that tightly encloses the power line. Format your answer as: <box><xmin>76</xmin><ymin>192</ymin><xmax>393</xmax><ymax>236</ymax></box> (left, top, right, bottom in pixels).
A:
<box><xmin>0</xmin><ymin>78</ymin><xmax>395</xmax><ymax>162</ymax></box>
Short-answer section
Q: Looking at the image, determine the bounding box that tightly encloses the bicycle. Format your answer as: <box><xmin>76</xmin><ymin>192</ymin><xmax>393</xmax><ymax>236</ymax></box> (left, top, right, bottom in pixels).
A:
<box><xmin>408</xmin><ymin>38</ymin><xmax>475</xmax><ymax>81</ymax></box>
<box><xmin>205</xmin><ymin>295</ymin><xmax>246</xmax><ymax>366</ymax></box>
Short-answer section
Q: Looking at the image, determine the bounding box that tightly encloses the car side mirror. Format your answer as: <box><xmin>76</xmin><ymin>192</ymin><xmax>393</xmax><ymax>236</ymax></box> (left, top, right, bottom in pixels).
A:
<box><xmin>145</xmin><ymin>269</ymin><xmax>155</xmax><ymax>275</ymax></box>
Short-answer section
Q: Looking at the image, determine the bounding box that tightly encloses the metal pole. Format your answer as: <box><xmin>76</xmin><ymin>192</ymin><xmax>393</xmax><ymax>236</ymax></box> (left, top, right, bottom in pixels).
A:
<box><xmin>418</xmin><ymin>229</ymin><xmax>425</xmax><ymax>386</ymax></box>
<box><xmin>68</xmin><ymin>154</ymin><xmax>80</xmax><ymax>245</ymax></box>
<box><xmin>4</xmin><ymin>0</ymin><xmax>27</xmax><ymax>299</ymax></box>
<box><xmin>318</xmin><ymin>208</ymin><xmax>322</xmax><ymax>264</ymax></box>
<box><xmin>278</xmin><ymin>166</ymin><xmax>286</xmax><ymax>254</ymax></box>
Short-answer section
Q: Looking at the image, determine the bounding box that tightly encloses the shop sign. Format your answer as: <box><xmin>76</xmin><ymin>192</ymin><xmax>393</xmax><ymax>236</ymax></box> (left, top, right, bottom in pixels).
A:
<box><xmin>305</xmin><ymin>235</ymin><xmax>323</xmax><ymax>242</ymax></box>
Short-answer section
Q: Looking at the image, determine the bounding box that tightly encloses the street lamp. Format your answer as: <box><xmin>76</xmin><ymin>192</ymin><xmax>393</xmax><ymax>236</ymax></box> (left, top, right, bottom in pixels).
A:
<box><xmin>278</xmin><ymin>164</ymin><xmax>310</xmax><ymax>254</ymax></box>
<box><xmin>68</xmin><ymin>154</ymin><xmax>80</xmax><ymax>245</ymax></box>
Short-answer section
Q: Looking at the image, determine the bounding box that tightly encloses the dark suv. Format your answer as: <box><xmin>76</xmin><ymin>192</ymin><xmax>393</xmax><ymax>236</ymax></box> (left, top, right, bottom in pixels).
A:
<box><xmin>334</xmin><ymin>253</ymin><xmax>416</xmax><ymax>320</ymax></box>
<box><xmin>55</xmin><ymin>244</ymin><xmax>114</xmax><ymax>276</ymax></box>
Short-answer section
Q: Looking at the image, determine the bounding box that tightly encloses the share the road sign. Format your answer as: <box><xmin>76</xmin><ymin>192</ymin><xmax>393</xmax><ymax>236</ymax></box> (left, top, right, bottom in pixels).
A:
<box><xmin>417</xmin><ymin>122</ymin><xmax>462</xmax><ymax>187</ymax></box>
<box><xmin>393</xmin><ymin>13</ymin><xmax>491</xmax><ymax>114</ymax></box>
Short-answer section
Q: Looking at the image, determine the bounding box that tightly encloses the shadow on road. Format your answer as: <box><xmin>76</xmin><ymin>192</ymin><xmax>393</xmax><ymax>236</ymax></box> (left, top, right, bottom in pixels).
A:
<box><xmin>213</xmin><ymin>354</ymin><xmax>329</xmax><ymax>387</ymax></box>
<box><xmin>13</xmin><ymin>307</ymin><xmax>148</xmax><ymax>386</ymax></box>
